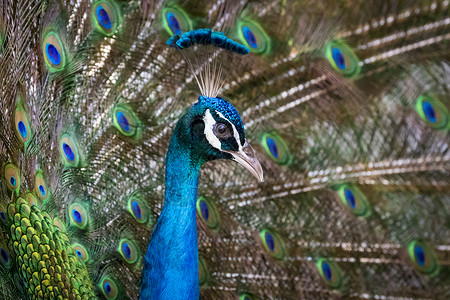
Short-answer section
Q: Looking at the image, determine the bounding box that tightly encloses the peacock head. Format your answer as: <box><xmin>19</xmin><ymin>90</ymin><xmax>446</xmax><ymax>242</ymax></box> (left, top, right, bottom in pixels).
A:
<box><xmin>174</xmin><ymin>95</ymin><xmax>263</xmax><ymax>182</ymax></box>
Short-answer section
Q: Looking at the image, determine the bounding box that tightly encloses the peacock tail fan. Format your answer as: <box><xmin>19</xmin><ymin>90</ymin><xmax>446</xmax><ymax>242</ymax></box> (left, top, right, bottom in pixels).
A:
<box><xmin>0</xmin><ymin>0</ymin><xmax>449</xmax><ymax>299</ymax></box>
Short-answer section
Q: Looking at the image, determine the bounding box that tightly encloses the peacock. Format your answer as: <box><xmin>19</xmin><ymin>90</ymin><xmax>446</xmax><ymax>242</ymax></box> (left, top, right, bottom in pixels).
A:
<box><xmin>0</xmin><ymin>0</ymin><xmax>449</xmax><ymax>299</ymax></box>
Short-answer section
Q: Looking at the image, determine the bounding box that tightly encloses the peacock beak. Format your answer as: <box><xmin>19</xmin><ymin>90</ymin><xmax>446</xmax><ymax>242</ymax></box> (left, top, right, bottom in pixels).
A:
<box><xmin>225</xmin><ymin>141</ymin><xmax>264</xmax><ymax>182</ymax></box>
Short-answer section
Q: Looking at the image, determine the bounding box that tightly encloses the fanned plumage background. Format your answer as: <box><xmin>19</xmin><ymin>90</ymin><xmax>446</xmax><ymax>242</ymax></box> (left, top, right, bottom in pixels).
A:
<box><xmin>0</xmin><ymin>0</ymin><xmax>449</xmax><ymax>299</ymax></box>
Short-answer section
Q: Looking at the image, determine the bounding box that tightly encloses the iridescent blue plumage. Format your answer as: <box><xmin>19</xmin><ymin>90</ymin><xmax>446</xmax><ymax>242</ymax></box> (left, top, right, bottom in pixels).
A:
<box><xmin>167</xmin><ymin>29</ymin><xmax>250</xmax><ymax>55</ymax></box>
<box><xmin>414</xmin><ymin>245</ymin><xmax>426</xmax><ymax>266</ymax></box>
<box><xmin>422</xmin><ymin>101</ymin><xmax>436</xmax><ymax>123</ymax></box>
<box><xmin>122</xmin><ymin>243</ymin><xmax>131</xmax><ymax>259</ymax></box>
<box><xmin>132</xmin><ymin>201</ymin><xmax>142</xmax><ymax>219</ymax></box>
<box><xmin>117</xmin><ymin>111</ymin><xmax>130</xmax><ymax>132</ymax></box>
<box><xmin>322</xmin><ymin>262</ymin><xmax>332</xmax><ymax>281</ymax></box>
<box><xmin>96</xmin><ymin>6</ymin><xmax>112</xmax><ymax>29</ymax></box>
<box><xmin>332</xmin><ymin>47</ymin><xmax>346</xmax><ymax>70</ymax></box>
<box><xmin>344</xmin><ymin>189</ymin><xmax>356</xmax><ymax>209</ymax></box>
<box><xmin>72</xmin><ymin>209</ymin><xmax>82</xmax><ymax>223</ymax></box>
<box><xmin>38</xmin><ymin>185</ymin><xmax>45</xmax><ymax>196</ymax></box>
<box><xmin>17</xmin><ymin>121</ymin><xmax>27</xmax><ymax>138</ymax></box>
<box><xmin>167</xmin><ymin>12</ymin><xmax>182</xmax><ymax>35</ymax></box>
<box><xmin>46</xmin><ymin>44</ymin><xmax>61</xmax><ymax>65</ymax></box>
<box><xmin>63</xmin><ymin>143</ymin><xmax>75</xmax><ymax>161</ymax></box>
<box><xmin>265</xmin><ymin>232</ymin><xmax>275</xmax><ymax>252</ymax></box>
<box><xmin>266</xmin><ymin>138</ymin><xmax>278</xmax><ymax>158</ymax></box>
<box><xmin>242</xmin><ymin>27</ymin><xmax>258</xmax><ymax>48</ymax></box>
<box><xmin>199</xmin><ymin>200</ymin><xmax>209</xmax><ymax>221</ymax></box>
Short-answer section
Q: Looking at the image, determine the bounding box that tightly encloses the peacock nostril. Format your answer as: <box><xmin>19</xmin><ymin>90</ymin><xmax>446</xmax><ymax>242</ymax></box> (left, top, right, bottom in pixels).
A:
<box><xmin>242</xmin><ymin>143</ymin><xmax>255</xmax><ymax>157</ymax></box>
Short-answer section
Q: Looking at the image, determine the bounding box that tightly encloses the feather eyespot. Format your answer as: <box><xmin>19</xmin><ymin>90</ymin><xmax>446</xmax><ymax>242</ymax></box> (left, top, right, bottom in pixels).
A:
<box><xmin>331</xmin><ymin>48</ymin><xmax>346</xmax><ymax>69</ymax></box>
<box><xmin>117</xmin><ymin>111</ymin><xmax>129</xmax><ymax>132</ymax></box>
<box><xmin>243</xmin><ymin>27</ymin><xmax>257</xmax><ymax>48</ymax></box>
<box><xmin>64</xmin><ymin>144</ymin><xmax>74</xmax><ymax>160</ymax></box>
<box><xmin>198</xmin><ymin>256</ymin><xmax>208</xmax><ymax>285</ymax></box>
<box><xmin>97</xmin><ymin>6</ymin><xmax>111</xmax><ymax>29</ymax></box>
<box><xmin>408</xmin><ymin>240</ymin><xmax>439</xmax><ymax>276</ymax></box>
<box><xmin>15</xmin><ymin>106</ymin><xmax>31</xmax><ymax>145</ymax></box>
<box><xmin>162</xmin><ymin>6</ymin><xmax>192</xmax><ymax>36</ymax></box>
<box><xmin>260</xmin><ymin>229</ymin><xmax>285</xmax><ymax>259</ymax></box>
<box><xmin>122</xmin><ymin>243</ymin><xmax>131</xmax><ymax>258</ymax></box>
<box><xmin>18</xmin><ymin>121</ymin><xmax>27</xmax><ymax>137</ymax></box>
<box><xmin>42</xmin><ymin>31</ymin><xmax>66</xmax><ymax>71</ymax></box>
<box><xmin>237</xmin><ymin>19</ymin><xmax>270</xmax><ymax>55</ymax></box>
<box><xmin>261</xmin><ymin>132</ymin><xmax>292</xmax><ymax>165</ymax></box>
<box><xmin>47</xmin><ymin>44</ymin><xmax>60</xmax><ymax>64</ymax></box>
<box><xmin>196</xmin><ymin>197</ymin><xmax>220</xmax><ymax>230</ymax></box>
<box><xmin>200</xmin><ymin>200</ymin><xmax>209</xmax><ymax>220</ymax></box>
<box><xmin>99</xmin><ymin>276</ymin><xmax>119</xmax><ymax>300</ymax></box>
<box><xmin>316</xmin><ymin>258</ymin><xmax>343</xmax><ymax>288</ymax></box>
<box><xmin>69</xmin><ymin>203</ymin><xmax>88</xmax><ymax>229</ymax></box>
<box><xmin>72</xmin><ymin>243</ymin><xmax>89</xmax><ymax>262</ymax></box>
<box><xmin>344</xmin><ymin>189</ymin><xmax>355</xmax><ymax>208</ymax></box>
<box><xmin>166</xmin><ymin>12</ymin><xmax>181</xmax><ymax>35</ymax></box>
<box><xmin>132</xmin><ymin>201</ymin><xmax>141</xmax><ymax>219</ymax></box>
<box><xmin>0</xmin><ymin>248</ymin><xmax>8</xmax><ymax>262</ymax></box>
<box><xmin>59</xmin><ymin>134</ymin><xmax>80</xmax><ymax>167</ymax></box>
<box><xmin>39</xmin><ymin>185</ymin><xmax>45</xmax><ymax>196</ymax></box>
<box><xmin>326</xmin><ymin>40</ymin><xmax>360</xmax><ymax>78</ymax></box>
<box><xmin>35</xmin><ymin>170</ymin><xmax>50</xmax><ymax>203</ymax></box>
<box><xmin>127</xmin><ymin>196</ymin><xmax>149</xmax><ymax>223</ymax></box>
<box><xmin>415</xmin><ymin>95</ymin><xmax>448</xmax><ymax>130</ymax></box>
<box><xmin>415</xmin><ymin>246</ymin><xmax>425</xmax><ymax>265</ymax></box>
<box><xmin>0</xmin><ymin>245</ymin><xmax>12</xmax><ymax>269</ymax></box>
<box><xmin>4</xmin><ymin>163</ymin><xmax>20</xmax><ymax>193</ymax></box>
<box><xmin>112</xmin><ymin>105</ymin><xmax>141</xmax><ymax>138</ymax></box>
<box><xmin>337</xmin><ymin>185</ymin><xmax>370</xmax><ymax>217</ymax></box>
<box><xmin>118</xmin><ymin>239</ymin><xmax>139</xmax><ymax>264</ymax></box>
<box><xmin>93</xmin><ymin>0</ymin><xmax>120</xmax><ymax>36</ymax></box>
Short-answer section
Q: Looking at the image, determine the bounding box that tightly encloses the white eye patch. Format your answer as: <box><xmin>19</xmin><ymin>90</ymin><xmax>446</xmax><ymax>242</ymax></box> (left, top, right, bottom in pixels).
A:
<box><xmin>203</xmin><ymin>109</ymin><xmax>243</xmax><ymax>151</ymax></box>
<box><xmin>203</xmin><ymin>109</ymin><xmax>222</xmax><ymax>150</ymax></box>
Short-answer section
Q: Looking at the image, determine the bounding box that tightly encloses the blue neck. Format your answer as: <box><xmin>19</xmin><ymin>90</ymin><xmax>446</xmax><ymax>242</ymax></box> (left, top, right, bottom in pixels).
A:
<box><xmin>164</xmin><ymin>137</ymin><xmax>201</xmax><ymax>205</ymax></box>
<box><xmin>140</xmin><ymin>135</ymin><xmax>201</xmax><ymax>299</ymax></box>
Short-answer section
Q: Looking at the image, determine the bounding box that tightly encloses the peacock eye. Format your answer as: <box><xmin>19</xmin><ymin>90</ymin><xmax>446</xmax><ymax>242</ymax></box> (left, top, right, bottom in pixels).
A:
<box><xmin>316</xmin><ymin>258</ymin><xmax>343</xmax><ymax>288</ymax></box>
<box><xmin>214</xmin><ymin>123</ymin><xmax>231</xmax><ymax>138</ymax></box>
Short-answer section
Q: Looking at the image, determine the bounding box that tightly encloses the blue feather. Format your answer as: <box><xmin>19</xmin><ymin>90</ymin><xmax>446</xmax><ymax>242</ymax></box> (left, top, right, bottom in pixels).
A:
<box><xmin>166</xmin><ymin>29</ymin><xmax>250</xmax><ymax>55</ymax></box>
<box><xmin>140</xmin><ymin>138</ymin><xmax>200</xmax><ymax>299</ymax></box>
